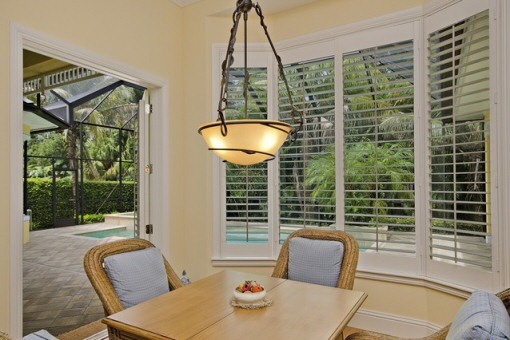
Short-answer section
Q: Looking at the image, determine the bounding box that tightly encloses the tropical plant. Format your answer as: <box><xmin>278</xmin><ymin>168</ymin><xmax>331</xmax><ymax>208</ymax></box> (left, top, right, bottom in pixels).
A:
<box><xmin>25</xmin><ymin>76</ymin><xmax>143</xmax><ymax>226</ymax></box>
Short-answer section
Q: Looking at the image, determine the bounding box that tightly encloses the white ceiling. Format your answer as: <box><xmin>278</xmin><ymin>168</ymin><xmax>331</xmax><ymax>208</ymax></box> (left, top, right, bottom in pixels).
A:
<box><xmin>171</xmin><ymin>0</ymin><xmax>324</xmax><ymax>14</ymax></box>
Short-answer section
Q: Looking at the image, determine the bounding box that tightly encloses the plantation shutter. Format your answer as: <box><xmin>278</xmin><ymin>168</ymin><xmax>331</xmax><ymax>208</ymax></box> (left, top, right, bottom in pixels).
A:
<box><xmin>428</xmin><ymin>11</ymin><xmax>491</xmax><ymax>269</ymax></box>
<box><xmin>225</xmin><ymin>68</ymin><xmax>269</xmax><ymax>244</ymax></box>
<box><xmin>278</xmin><ymin>58</ymin><xmax>336</xmax><ymax>243</ymax></box>
<box><xmin>342</xmin><ymin>40</ymin><xmax>416</xmax><ymax>255</ymax></box>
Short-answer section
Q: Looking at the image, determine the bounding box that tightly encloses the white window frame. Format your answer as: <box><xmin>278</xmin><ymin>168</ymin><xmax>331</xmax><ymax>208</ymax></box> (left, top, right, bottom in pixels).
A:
<box><xmin>275</xmin><ymin>41</ymin><xmax>338</xmax><ymax>241</ymax></box>
<box><xmin>338</xmin><ymin>21</ymin><xmax>422</xmax><ymax>277</ymax></box>
<box><xmin>211</xmin><ymin>45</ymin><xmax>279</xmax><ymax>263</ymax></box>
<box><xmin>211</xmin><ymin>0</ymin><xmax>509</xmax><ymax>293</ymax></box>
<box><xmin>211</xmin><ymin>41</ymin><xmax>336</xmax><ymax>264</ymax></box>
<box><xmin>424</xmin><ymin>0</ymin><xmax>503</xmax><ymax>291</ymax></box>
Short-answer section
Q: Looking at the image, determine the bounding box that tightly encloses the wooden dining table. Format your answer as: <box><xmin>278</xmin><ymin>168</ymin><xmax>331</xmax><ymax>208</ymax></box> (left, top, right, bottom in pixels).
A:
<box><xmin>103</xmin><ymin>270</ymin><xmax>367</xmax><ymax>340</ymax></box>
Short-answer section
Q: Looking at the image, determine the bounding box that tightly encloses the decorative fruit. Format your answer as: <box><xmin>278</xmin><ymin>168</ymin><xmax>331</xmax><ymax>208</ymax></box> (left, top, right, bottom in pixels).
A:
<box><xmin>235</xmin><ymin>280</ymin><xmax>264</xmax><ymax>293</ymax></box>
<box><xmin>251</xmin><ymin>285</ymin><xmax>263</xmax><ymax>293</ymax></box>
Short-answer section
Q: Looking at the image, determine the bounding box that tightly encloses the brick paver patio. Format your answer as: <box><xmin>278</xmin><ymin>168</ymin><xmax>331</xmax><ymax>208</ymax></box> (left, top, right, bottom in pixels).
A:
<box><xmin>23</xmin><ymin>223</ymin><xmax>128</xmax><ymax>336</ymax></box>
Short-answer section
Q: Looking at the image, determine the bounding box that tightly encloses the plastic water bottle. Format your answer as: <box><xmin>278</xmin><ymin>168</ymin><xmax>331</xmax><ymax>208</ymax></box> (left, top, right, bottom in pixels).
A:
<box><xmin>180</xmin><ymin>270</ymin><xmax>191</xmax><ymax>285</ymax></box>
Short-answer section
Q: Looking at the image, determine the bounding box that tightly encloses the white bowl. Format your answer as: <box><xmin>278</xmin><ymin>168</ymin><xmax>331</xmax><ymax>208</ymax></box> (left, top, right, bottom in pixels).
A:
<box><xmin>233</xmin><ymin>289</ymin><xmax>266</xmax><ymax>304</ymax></box>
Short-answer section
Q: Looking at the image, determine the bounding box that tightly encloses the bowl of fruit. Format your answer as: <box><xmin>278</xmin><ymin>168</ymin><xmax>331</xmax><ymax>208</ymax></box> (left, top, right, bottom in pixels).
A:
<box><xmin>233</xmin><ymin>280</ymin><xmax>266</xmax><ymax>304</ymax></box>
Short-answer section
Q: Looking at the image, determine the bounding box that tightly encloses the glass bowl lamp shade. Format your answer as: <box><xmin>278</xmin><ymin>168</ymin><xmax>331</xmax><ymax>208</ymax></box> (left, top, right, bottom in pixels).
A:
<box><xmin>198</xmin><ymin>0</ymin><xmax>303</xmax><ymax>166</ymax></box>
<box><xmin>198</xmin><ymin>119</ymin><xmax>292</xmax><ymax>165</ymax></box>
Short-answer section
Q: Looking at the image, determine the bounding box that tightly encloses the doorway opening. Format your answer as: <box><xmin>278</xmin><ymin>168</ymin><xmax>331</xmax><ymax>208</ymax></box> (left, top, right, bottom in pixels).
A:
<box><xmin>22</xmin><ymin>50</ymin><xmax>145</xmax><ymax>335</ymax></box>
<box><xmin>11</xmin><ymin>25</ymin><xmax>171</xmax><ymax>339</ymax></box>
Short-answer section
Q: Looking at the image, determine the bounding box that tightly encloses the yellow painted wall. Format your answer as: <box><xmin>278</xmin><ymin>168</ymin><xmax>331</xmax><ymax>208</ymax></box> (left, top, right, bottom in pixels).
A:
<box><xmin>354</xmin><ymin>279</ymin><xmax>465</xmax><ymax>327</ymax></box>
<box><xmin>179</xmin><ymin>0</ymin><xmax>465</xmax><ymax>332</ymax></box>
<box><xmin>0</xmin><ymin>0</ymin><xmax>184</xmax><ymax>333</ymax></box>
<box><xmin>0</xmin><ymin>0</ymin><xmax>466</xmax><ymax>335</ymax></box>
<box><xmin>271</xmin><ymin>0</ymin><xmax>424</xmax><ymax>40</ymax></box>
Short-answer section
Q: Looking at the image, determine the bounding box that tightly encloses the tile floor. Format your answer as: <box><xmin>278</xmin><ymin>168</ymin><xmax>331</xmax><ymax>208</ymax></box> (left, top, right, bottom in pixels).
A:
<box><xmin>23</xmin><ymin>223</ymin><xmax>128</xmax><ymax>336</ymax></box>
<box><xmin>21</xmin><ymin>224</ymin><xmax>365</xmax><ymax>338</ymax></box>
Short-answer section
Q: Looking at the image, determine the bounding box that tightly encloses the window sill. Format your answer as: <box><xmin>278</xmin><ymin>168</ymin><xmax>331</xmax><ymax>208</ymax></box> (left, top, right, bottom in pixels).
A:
<box><xmin>356</xmin><ymin>270</ymin><xmax>472</xmax><ymax>298</ymax></box>
<box><xmin>212</xmin><ymin>257</ymin><xmax>472</xmax><ymax>298</ymax></box>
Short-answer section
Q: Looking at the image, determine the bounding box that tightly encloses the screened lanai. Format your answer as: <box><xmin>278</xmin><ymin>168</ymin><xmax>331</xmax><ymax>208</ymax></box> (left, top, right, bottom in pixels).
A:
<box><xmin>23</xmin><ymin>62</ymin><xmax>145</xmax><ymax>234</ymax></box>
<box><xmin>21</xmin><ymin>54</ymin><xmax>148</xmax><ymax>336</ymax></box>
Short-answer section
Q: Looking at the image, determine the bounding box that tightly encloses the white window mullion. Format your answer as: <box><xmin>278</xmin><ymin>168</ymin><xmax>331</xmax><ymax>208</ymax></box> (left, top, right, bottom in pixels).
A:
<box><xmin>267</xmin><ymin>54</ymin><xmax>280</xmax><ymax>259</ymax></box>
<box><xmin>500</xmin><ymin>0</ymin><xmax>510</xmax><ymax>289</ymax></box>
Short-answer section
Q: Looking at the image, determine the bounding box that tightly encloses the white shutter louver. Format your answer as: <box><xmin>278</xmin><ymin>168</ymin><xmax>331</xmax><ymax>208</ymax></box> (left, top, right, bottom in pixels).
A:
<box><xmin>225</xmin><ymin>68</ymin><xmax>269</xmax><ymax>244</ymax></box>
<box><xmin>343</xmin><ymin>40</ymin><xmax>416</xmax><ymax>255</ymax></box>
<box><xmin>278</xmin><ymin>58</ymin><xmax>336</xmax><ymax>243</ymax></box>
<box><xmin>428</xmin><ymin>10</ymin><xmax>491</xmax><ymax>269</ymax></box>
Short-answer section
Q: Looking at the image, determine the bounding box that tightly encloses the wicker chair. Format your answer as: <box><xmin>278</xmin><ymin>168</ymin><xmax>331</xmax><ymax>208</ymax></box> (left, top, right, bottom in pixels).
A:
<box><xmin>0</xmin><ymin>331</ymin><xmax>12</xmax><ymax>340</ymax></box>
<box><xmin>272</xmin><ymin>228</ymin><xmax>359</xmax><ymax>290</ymax></box>
<box><xmin>83</xmin><ymin>238</ymin><xmax>182</xmax><ymax>318</ymax></box>
<box><xmin>346</xmin><ymin>288</ymin><xmax>510</xmax><ymax>340</ymax></box>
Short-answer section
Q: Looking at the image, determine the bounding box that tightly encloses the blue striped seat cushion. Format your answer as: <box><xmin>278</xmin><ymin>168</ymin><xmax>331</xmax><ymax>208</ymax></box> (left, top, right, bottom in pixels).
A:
<box><xmin>446</xmin><ymin>290</ymin><xmax>510</xmax><ymax>340</ymax></box>
<box><xmin>288</xmin><ymin>237</ymin><xmax>344</xmax><ymax>287</ymax></box>
<box><xmin>104</xmin><ymin>247</ymin><xmax>169</xmax><ymax>308</ymax></box>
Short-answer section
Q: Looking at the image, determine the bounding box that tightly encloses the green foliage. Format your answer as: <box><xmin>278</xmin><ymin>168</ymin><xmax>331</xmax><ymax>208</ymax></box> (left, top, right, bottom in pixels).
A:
<box><xmin>26</xmin><ymin>178</ymin><xmax>53</xmax><ymax>229</ymax></box>
<box><xmin>304</xmin><ymin>140</ymin><xmax>416</xmax><ymax>224</ymax></box>
<box><xmin>304</xmin><ymin>146</ymin><xmax>336</xmax><ymax>214</ymax></box>
<box><xmin>82</xmin><ymin>214</ymin><xmax>105</xmax><ymax>224</ymax></box>
<box><xmin>82</xmin><ymin>180</ymin><xmax>134</xmax><ymax>214</ymax></box>
<box><xmin>27</xmin><ymin>132</ymin><xmax>69</xmax><ymax>177</ymax></box>
<box><xmin>27</xmin><ymin>178</ymin><xmax>134</xmax><ymax>229</ymax></box>
<box><xmin>343</xmin><ymin>140</ymin><xmax>415</xmax><ymax>221</ymax></box>
<box><xmin>431</xmin><ymin>219</ymin><xmax>486</xmax><ymax>234</ymax></box>
<box><xmin>28</xmin><ymin>132</ymin><xmax>68</xmax><ymax>160</ymax></box>
<box><xmin>378</xmin><ymin>216</ymin><xmax>415</xmax><ymax>233</ymax></box>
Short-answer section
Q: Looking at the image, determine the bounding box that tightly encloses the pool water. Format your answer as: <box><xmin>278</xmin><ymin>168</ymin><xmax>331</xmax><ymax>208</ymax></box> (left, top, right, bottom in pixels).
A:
<box><xmin>77</xmin><ymin>227</ymin><xmax>134</xmax><ymax>239</ymax></box>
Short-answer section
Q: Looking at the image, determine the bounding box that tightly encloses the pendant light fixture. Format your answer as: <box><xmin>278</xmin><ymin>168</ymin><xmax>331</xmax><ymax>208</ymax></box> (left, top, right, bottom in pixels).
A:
<box><xmin>198</xmin><ymin>0</ymin><xmax>303</xmax><ymax>166</ymax></box>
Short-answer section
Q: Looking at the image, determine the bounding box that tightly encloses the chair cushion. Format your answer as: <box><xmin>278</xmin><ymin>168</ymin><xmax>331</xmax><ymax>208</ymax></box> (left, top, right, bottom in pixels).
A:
<box><xmin>446</xmin><ymin>290</ymin><xmax>510</xmax><ymax>340</ymax></box>
<box><xmin>104</xmin><ymin>247</ymin><xmax>169</xmax><ymax>308</ymax></box>
<box><xmin>23</xmin><ymin>330</ymin><xmax>58</xmax><ymax>340</ymax></box>
<box><xmin>288</xmin><ymin>237</ymin><xmax>344</xmax><ymax>287</ymax></box>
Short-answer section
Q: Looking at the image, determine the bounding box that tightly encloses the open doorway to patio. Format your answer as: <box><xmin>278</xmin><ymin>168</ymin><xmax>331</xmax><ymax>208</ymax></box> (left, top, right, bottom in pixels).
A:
<box><xmin>22</xmin><ymin>50</ymin><xmax>144</xmax><ymax>336</ymax></box>
<box><xmin>10</xmin><ymin>25</ymin><xmax>171</xmax><ymax>339</ymax></box>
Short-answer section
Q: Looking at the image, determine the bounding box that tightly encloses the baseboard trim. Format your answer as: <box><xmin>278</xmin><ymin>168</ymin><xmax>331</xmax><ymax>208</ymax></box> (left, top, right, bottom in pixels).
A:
<box><xmin>348</xmin><ymin>309</ymin><xmax>442</xmax><ymax>338</ymax></box>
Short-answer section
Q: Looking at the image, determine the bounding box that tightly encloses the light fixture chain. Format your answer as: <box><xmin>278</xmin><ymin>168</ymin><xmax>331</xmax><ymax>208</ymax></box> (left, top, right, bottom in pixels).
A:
<box><xmin>253</xmin><ymin>3</ymin><xmax>304</xmax><ymax>140</ymax></box>
<box><xmin>217</xmin><ymin>2</ymin><xmax>245</xmax><ymax>136</ymax></box>
<box><xmin>243</xmin><ymin>11</ymin><xmax>249</xmax><ymax>119</ymax></box>
<box><xmin>199</xmin><ymin>0</ymin><xmax>299</xmax><ymax>166</ymax></box>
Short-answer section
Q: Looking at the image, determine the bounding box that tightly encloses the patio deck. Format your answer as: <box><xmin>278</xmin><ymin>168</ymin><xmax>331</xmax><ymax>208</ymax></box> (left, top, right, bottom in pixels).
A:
<box><xmin>23</xmin><ymin>223</ymin><xmax>128</xmax><ymax>336</ymax></box>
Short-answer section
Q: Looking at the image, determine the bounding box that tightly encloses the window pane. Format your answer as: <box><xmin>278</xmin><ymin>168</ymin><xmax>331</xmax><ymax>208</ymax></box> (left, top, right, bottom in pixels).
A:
<box><xmin>428</xmin><ymin>10</ymin><xmax>491</xmax><ymax>269</ymax></box>
<box><xmin>343</xmin><ymin>40</ymin><xmax>416</xmax><ymax>255</ymax></box>
<box><xmin>279</xmin><ymin>58</ymin><xmax>336</xmax><ymax>243</ymax></box>
<box><xmin>225</xmin><ymin>68</ymin><xmax>269</xmax><ymax>244</ymax></box>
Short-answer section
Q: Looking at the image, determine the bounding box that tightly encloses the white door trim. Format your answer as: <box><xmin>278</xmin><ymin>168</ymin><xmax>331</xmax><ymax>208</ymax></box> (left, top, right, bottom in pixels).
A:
<box><xmin>9</xmin><ymin>23</ymin><xmax>171</xmax><ymax>338</ymax></box>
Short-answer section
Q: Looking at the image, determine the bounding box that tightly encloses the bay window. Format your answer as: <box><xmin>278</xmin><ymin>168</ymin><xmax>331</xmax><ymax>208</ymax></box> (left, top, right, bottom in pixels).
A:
<box><xmin>213</xmin><ymin>0</ymin><xmax>504</xmax><ymax>291</ymax></box>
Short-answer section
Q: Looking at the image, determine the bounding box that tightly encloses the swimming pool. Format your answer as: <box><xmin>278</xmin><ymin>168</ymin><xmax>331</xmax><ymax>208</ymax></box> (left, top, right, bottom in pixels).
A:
<box><xmin>76</xmin><ymin>227</ymin><xmax>134</xmax><ymax>239</ymax></box>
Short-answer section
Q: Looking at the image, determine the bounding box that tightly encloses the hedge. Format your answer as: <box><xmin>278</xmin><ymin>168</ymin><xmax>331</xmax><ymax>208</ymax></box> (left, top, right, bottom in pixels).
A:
<box><xmin>27</xmin><ymin>178</ymin><xmax>134</xmax><ymax>229</ymax></box>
